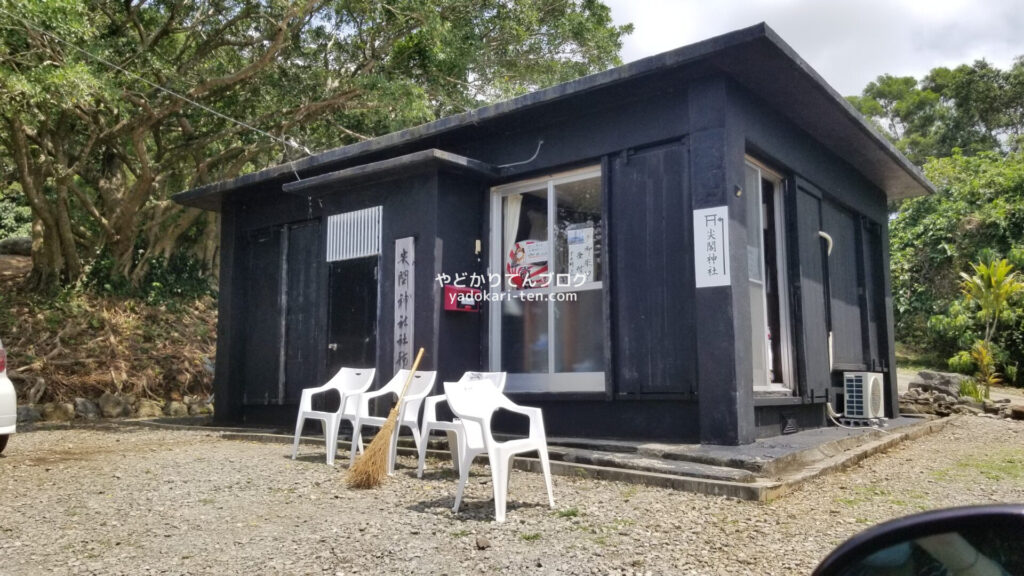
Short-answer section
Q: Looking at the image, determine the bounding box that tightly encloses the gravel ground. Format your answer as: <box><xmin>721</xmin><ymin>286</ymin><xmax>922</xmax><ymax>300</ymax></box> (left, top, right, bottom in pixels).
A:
<box><xmin>2</xmin><ymin>416</ymin><xmax>1023</xmax><ymax>576</ymax></box>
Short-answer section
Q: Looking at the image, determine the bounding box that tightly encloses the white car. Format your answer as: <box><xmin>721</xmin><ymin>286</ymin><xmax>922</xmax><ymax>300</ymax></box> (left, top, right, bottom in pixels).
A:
<box><xmin>0</xmin><ymin>337</ymin><xmax>15</xmax><ymax>454</ymax></box>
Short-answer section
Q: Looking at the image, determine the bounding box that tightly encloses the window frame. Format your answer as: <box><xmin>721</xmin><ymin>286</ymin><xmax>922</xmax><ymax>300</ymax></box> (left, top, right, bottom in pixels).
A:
<box><xmin>745</xmin><ymin>157</ymin><xmax>795</xmax><ymax>393</ymax></box>
<box><xmin>488</xmin><ymin>165</ymin><xmax>605</xmax><ymax>394</ymax></box>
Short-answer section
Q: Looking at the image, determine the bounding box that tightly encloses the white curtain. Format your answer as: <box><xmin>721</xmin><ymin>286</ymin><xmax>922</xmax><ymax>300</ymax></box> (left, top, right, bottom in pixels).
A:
<box><xmin>502</xmin><ymin>194</ymin><xmax>524</xmax><ymax>303</ymax></box>
<box><xmin>503</xmin><ymin>194</ymin><xmax>522</xmax><ymax>261</ymax></box>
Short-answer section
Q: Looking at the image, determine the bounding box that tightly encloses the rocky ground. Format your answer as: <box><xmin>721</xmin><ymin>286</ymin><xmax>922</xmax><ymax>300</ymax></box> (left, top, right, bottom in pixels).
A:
<box><xmin>2</xmin><ymin>416</ymin><xmax>1023</xmax><ymax>576</ymax></box>
<box><xmin>898</xmin><ymin>370</ymin><xmax>1024</xmax><ymax>419</ymax></box>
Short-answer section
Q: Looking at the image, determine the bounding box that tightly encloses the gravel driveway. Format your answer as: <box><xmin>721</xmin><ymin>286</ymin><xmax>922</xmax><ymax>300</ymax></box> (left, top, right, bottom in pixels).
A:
<box><xmin>2</xmin><ymin>416</ymin><xmax>1023</xmax><ymax>576</ymax></box>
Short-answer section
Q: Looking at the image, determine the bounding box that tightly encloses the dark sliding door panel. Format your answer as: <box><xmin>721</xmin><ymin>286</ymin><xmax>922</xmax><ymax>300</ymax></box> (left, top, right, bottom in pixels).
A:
<box><xmin>609</xmin><ymin>141</ymin><xmax>696</xmax><ymax>395</ymax></box>
<box><xmin>786</xmin><ymin>177</ymin><xmax>830</xmax><ymax>401</ymax></box>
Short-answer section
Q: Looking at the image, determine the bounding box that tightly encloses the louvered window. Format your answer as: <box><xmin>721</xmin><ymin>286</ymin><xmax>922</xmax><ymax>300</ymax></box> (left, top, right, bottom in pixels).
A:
<box><xmin>326</xmin><ymin>206</ymin><xmax>382</xmax><ymax>262</ymax></box>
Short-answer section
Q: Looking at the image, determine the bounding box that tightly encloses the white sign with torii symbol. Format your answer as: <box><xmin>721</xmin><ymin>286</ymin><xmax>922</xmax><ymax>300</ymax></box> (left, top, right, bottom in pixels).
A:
<box><xmin>693</xmin><ymin>206</ymin><xmax>730</xmax><ymax>288</ymax></box>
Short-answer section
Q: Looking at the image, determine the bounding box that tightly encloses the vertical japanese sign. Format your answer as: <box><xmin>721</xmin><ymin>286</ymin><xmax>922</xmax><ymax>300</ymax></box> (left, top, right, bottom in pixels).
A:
<box><xmin>567</xmin><ymin>226</ymin><xmax>595</xmax><ymax>283</ymax></box>
<box><xmin>393</xmin><ymin>237</ymin><xmax>415</xmax><ymax>371</ymax></box>
<box><xmin>693</xmin><ymin>206</ymin><xmax>730</xmax><ymax>288</ymax></box>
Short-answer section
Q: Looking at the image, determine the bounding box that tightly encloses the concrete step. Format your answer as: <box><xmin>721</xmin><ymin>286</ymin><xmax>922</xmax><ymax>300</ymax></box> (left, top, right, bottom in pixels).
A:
<box><xmin>548</xmin><ymin>416</ymin><xmax>931</xmax><ymax>477</ymax></box>
<box><xmin>548</xmin><ymin>446</ymin><xmax>757</xmax><ymax>483</ymax></box>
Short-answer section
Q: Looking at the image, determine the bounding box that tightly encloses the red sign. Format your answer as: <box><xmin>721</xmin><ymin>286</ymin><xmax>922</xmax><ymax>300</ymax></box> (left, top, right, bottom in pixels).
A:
<box><xmin>444</xmin><ymin>285</ymin><xmax>481</xmax><ymax>312</ymax></box>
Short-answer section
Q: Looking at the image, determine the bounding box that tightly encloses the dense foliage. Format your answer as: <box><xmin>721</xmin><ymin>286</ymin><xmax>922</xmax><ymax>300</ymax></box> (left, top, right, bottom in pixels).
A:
<box><xmin>0</xmin><ymin>0</ymin><xmax>631</xmax><ymax>291</ymax></box>
<box><xmin>0</xmin><ymin>183</ymin><xmax>31</xmax><ymax>238</ymax></box>
<box><xmin>889</xmin><ymin>149</ymin><xmax>1024</xmax><ymax>379</ymax></box>
<box><xmin>853</xmin><ymin>58</ymin><xmax>1024</xmax><ymax>382</ymax></box>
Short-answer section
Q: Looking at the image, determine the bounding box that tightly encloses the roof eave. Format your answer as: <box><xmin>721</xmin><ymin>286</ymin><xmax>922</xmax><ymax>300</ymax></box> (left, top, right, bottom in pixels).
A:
<box><xmin>757</xmin><ymin>25</ymin><xmax>933</xmax><ymax>200</ymax></box>
<box><xmin>173</xmin><ymin>23</ymin><xmax>774</xmax><ymax>208</ymax></box>
<box><xmin>173</xmin><ymin>22</ymin><xmax>933</xmax><ymax>210</ymax></box>
<box><xmin>282</xmin><ymin>149</ymin><xmax>497</xmax><ymax>195</ymax></box>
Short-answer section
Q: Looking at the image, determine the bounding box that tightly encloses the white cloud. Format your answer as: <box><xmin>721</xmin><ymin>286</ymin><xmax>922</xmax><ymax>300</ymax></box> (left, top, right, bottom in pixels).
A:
<box><xmin>605</xmin><ymin>0</ymin><xmax>1024</xmax><ymax>95</ymax></box>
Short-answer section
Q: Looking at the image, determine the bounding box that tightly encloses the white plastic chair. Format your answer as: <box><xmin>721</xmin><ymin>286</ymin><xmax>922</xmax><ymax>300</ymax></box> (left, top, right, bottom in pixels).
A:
<box><xmin>443</xmin><ymin>380</ymin><xmax>554</xmax><ymax>522</ymax></box>
<box><xmin>417</xmin><ymin>371</ymin><xmax>507</xmax><ymax>478</ymax></box>
<box><xmin>349</xmin><ymin>369</ymin><xmax>437</xmax><ymax>474</ymax></box>
<box><xmin>291</xmin><ymin>367</ymin><xmax>376</xmax><ymax>466</ymax></box>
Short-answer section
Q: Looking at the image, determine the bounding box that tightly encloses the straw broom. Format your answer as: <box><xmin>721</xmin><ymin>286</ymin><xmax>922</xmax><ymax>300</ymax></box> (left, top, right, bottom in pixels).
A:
<box><xmin>347</xmin><ymin>347</ymin><xmax>425</xmax><ymax>489</ymax></box>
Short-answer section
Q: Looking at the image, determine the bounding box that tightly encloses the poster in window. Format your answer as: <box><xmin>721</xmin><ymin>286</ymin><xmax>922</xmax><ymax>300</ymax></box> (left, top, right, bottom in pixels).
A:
<box><xmin>567</xmin><ymin>226</ymin><xmax>594</xmax><ymax>283</ymax></box>
<box><xmin>506</xmin><ymin>240</ymin><xmax>549</xmax><ymax>289</ymax></box>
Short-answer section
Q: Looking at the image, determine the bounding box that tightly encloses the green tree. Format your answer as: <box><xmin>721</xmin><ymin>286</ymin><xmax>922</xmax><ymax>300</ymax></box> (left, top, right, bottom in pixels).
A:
<box><xmin>847</xmin><ymin>74</ymin><xmax>938</xmax><ymax>144</ymax></box>
<box><xmin>0</xmin><ymin>0</ymin><xmax>631</xmax><ymax>290</ymax></box>
<box><xmin>848</xmin><ymin>59</ymin><xmax>1024</xmax><ymax>165</ymax></box>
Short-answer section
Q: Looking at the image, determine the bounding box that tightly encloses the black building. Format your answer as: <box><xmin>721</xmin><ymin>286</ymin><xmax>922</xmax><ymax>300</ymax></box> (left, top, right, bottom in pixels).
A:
<box><xmin>175</xmin><ymin>24</ymin><xmax>932</xmax><ymax>445</ymax></box>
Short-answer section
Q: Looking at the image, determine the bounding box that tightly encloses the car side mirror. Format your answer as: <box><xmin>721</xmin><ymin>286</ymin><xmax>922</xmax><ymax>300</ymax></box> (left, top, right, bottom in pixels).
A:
<box><xmin>813</xmin><ymin>505</ymin><xmax>1024</xmax><ymax>576</ymax></box>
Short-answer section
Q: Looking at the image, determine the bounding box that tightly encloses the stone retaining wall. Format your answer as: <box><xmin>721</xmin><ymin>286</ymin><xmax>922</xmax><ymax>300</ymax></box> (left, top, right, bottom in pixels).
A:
<box><xmin>17</xmin><ymin>393</ymin><xmax>212</xmax><ymax>424</ymax></box>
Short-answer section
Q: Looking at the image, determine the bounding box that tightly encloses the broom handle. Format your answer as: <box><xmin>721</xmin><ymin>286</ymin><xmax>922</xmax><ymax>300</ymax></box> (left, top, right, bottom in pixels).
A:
<box><xmin>397</xmin><ymin>347</ymin><xmax>426</xmax><ymax>401</ymax></box>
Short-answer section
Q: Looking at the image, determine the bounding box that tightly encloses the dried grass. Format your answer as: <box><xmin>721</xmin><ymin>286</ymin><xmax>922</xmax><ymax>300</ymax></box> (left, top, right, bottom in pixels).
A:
<box><xmin>0</xmin><ymin>275</ymin><xmax>216</xmax><ymax>403</ymax></box>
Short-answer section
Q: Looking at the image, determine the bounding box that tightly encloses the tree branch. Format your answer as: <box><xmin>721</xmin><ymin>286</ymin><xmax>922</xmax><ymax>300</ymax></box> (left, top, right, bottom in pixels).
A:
<box><xmin>188</xmin><ymin>0</ymin><xmax>321</xmax><ymax>99</ymax></box>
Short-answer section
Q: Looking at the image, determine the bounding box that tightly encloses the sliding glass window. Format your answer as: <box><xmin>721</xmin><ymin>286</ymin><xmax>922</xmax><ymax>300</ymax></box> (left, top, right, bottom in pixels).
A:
<box><xmin>489</xmin><ymin>167</ymin><xmax>605</xmax><ymax>393</ymax></box>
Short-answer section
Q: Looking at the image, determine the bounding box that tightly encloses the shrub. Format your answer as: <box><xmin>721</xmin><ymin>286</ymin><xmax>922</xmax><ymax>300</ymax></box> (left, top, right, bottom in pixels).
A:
<box><xmin>936</xmin><ymin>255</ymin><xmax>1023</xmax><ymax>387</ymax></box>
<box><xmin>970</xmin><ymin>340</ymin><xmax>1002</xmax><ymax>399</ymax></box>
<box><xmin>0</xmin><ymin>185</ymin><xmax>32</xmax><ymax>239</ymax></box>
<box><xmin>1005</xmin><ymin>362</ymin><xmax>1019</xmax><ymax>387</ymax></box>
<box><xmin>83</xmin><ymin>248</ymin><xmax>214</xmax><ymax>303</ymax></box>
<box><xmin>948</xmin><ymin>350</ymin><xmax>975</xmax><ymax>375</ymax></box>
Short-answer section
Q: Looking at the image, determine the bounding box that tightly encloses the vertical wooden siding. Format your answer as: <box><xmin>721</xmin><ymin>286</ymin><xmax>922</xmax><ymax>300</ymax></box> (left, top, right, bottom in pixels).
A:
<box><xmin>241</xmin><ymin>226</ymin><xmax>284</xmax><ymax>405</ymax></box>
<box><xmin>609</xmin><ymin>141</ymin><xmax>697</xmax><ymax>395</ymax></box>
<box><xmin>284</xmin><ymin>220</ymin><xmax>323</xmax><ymax>402</ymax></box>
<box><xmin>821</xmin><ymin>201</ymin><xmax>865</xmax><ymax>369</ymax></box>
<box><xmin>862</xmin><ymin>223</ymin><xmax>888</xmax><ymax>372</ymax></box>
<box><xmin>239</xmin><ymin>220</ymin><xmax>322</xmax><ymax>406</ymax></box>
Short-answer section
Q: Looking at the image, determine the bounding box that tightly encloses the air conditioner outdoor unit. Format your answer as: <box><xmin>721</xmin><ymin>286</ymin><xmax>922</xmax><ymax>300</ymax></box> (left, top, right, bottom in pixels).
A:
<box><xmin>843</xmin><ymin>372</ymin><xmax>885</xmax><ymax>420</ymax></box>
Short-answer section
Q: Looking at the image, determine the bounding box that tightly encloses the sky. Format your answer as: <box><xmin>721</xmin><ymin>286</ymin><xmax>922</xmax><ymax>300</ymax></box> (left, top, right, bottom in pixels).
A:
<box><xmin>603</xmin><ymin>0</ymin><xmax>1024</xmax><ymax>96</ymax></box>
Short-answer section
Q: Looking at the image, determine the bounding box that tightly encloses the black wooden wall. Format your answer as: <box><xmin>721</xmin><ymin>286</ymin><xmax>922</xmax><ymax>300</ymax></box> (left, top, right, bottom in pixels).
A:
<box><xmin>283</xmin><ymin>220</ymin><xmax>322</xmax><ymax>403</ymax></box>
<box><xmin>211</xmin><ymin>69</ymin><xmax>900</xmax><ymax>442</ymax></box>
<box><xmin>240</xmin><ymin>225</ymin><xmax>284</xmax><ymax>406</ymax></box>
<box><xmin>436</xmin><ymin>172</ymin><xmax>488</xmax><ymax>387</ymax></box>
<box><xmin>733</xmin><ymin>79</ymin><xmax>897</xmax><ymax>420</ymax></box>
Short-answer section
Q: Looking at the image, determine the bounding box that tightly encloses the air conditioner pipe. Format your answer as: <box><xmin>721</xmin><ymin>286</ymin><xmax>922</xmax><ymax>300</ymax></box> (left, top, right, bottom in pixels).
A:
<box><xmin>827</xmin><ymin>402</ymin><xmax>889</xmax><ymax>434</ymax></box>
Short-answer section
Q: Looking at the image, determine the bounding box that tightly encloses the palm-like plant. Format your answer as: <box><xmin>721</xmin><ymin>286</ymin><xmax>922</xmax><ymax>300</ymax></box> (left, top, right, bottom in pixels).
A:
<box><xmin>959</xmin><ymin>258</ymin><xmax>1022</xmax><ymax>399</ymax></box>
<box><xmin>959</xmin><ymin>259</ymin><xmax>1023</xmax><ymax>346</ymax></box>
